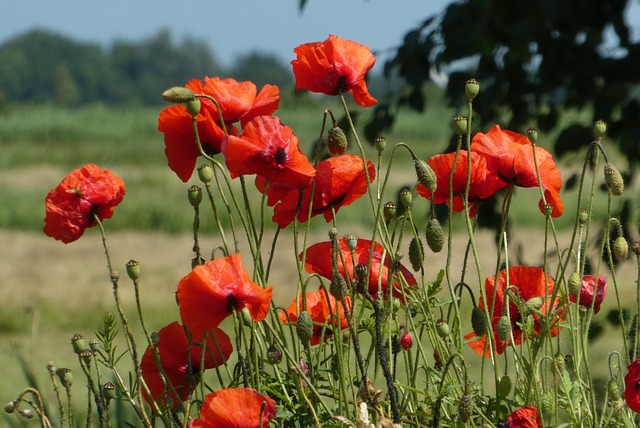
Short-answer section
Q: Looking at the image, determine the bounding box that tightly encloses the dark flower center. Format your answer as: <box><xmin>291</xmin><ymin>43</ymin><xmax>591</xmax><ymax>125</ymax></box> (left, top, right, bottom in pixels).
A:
<box><xmin>274</xmin><ymin>147</ymin><xmax>287</xmax><ymax>165</ymax></box>
<box><xmin>226</xmin><ymin>293</ymin><xmax>239</xmax><ymax>313</ymax></box>
<box><xmin>636</xmin><ymin>380</ymin><xmax>640</xmax><ymax>390</ymax></box>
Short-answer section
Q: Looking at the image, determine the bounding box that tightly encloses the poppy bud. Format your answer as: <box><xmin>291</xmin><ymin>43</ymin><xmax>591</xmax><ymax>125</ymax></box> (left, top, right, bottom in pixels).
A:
<box><xmin>401</xmin><ymin>331</ymin><xmax>413</xmax><ymax>350</ymax></box>
<box><xmin>471</xmin><ymin>306</ymin><xmax>488</xmax><ymax>337</ymax></box>
<box><xmin>375</xmin><ymin>136</ymin><xmax>386</xmax><ymax>153</ymax></box>
<box><xmin>18</xmin><ymin>409</ymin><xmax>34</xmax><ymax>420</ymax></box>
<box><xmin>453</xmin><ymin>114</ymin><xmax>468</xmax><ymax>136</ymax></box>
<box><xmin>71</xmin><ymin>333</ymin><xmax>86</xmax><ymax>354</ymax></box>
<box><xmin>594</xmin><ymin>119</ymin><xmax>607</xmax><ymax>139</ymax></box>
<box><xmin>197</xmin><ymin>164</ymin><xmax>213</xmax><ymax>184</ymax></box>
<box><xmin>56</xmin><ymin>368</ymin><xmax>73</xmax><ymax>388</ymax></box>
<box><xmin>188</xmin><ymin>185</ymin><xmax>202</xmax><ymax>207</ymax></box>
<box><xmin>327</xmin><ymin>126</ymin><xmax>348</xmax><ymax>155</ymax></box>
<box><xmin>4</xmin><ymin>401</ymin><xmax>16</xmax><ymax>414</ymax></box>
<box><xmin>464</xmin><ymin>78</ymin><xmax>480</xmax><ymax>101</ymax></box>
<box><xmin>414</xmin><ymin>159</ymin><xmax>437</xmax><ymax>194</ymax></box>
<box><xmin>330</xmin><ymin>274</ymin><xmax>348</xmax><ymax>301</ymax></box>
<box><xmin>102</xmin><ymin>382</ymin><xmax>116</xmax><ymax>401</ymax></box>
<box><xmin>457</xmin><ymin>394</ymin><xmax>473</xmax><ymax>423</ymax></box>
<box><xmin>436</xmin><ymin>319</ymin><xmax>450</xmax><ymax>338</ymax></box>
<box><xmin>400</xmin><ymin>188</ymin><xmax>413</xmax><ymax>209</ymax></box>
<box><xmin>524</xmin><ymin>296</ymin><xmax>544</xmax><ymax>316</ymax></box>
<box><xmin>241</xmin><ymin>306</ymin><xmax>253</xmax><ymax>326</ymax></box>
<box><xmin>526</xmin><ymin>127</ymin><xmax>538</xmax><ymax>144</ymax></box>
<box><xmin>408</xmin><ymin>237</ymin><xmax>424</xmax><ymax>271</ymax></box>
<box><xmin>613</xmin><ymin>236</ymin><xmax>628</xmax><ymax>261</ymax></box>
<box><xmin>391</xmin><ymin>334</ymin><xmax>402</xmax><ymax>354</ymax></box>
<box><xmin>267</xmin><ymin>344</ymin><xmax>282</xmax><ymax>364</ymax></box>
<box><xmin>497</xmin><ymin>315</ymin><xmax>511</xmax><ymax>341</ymax></box>
<box><xmin>345</xmin><ymin>234</ymin><xmax>357</xmax><ymax>252</ymax></box>
<box><xmin>425</xmin><ymin>218</ymin><xmax>444</xmax><ymax>253</ymax></box>
<box><xmin>126</xmin><ymin>259</ymin><xmax>140</xmax><ymax>281</ymax></box>
<box><xmin>296</xmin><ymin>311</ymin><xmax>314</xmax><ymax>345</ymax></box>
<box><xmin>568</xmin><ymin>272</ymin><xmax>581</xmax><ymax>296</ymax></box>
<box><xmin>434</xmin><ymin>349</ymin><xmax>442</xmax><ymax>371</ymax></box>
<box><xmin>604</xmin><ymin>163</ymin><xmax>624</xmax><ymax>196</ymax></box>
<box><xmin>162</xmin><ymin>86</ymin><xmax>196</xmax><ymax>104</ymax></box>
<box><xmin>186</xmin><ymin>98</ymin><xmax>201</xmax><ymax>118</ymax></box>
<box><xmin>578</xmin><ymin>208</ymin><xmax>589</xmax><ymax>225</ymax></box>
<box><xmin>608</xmin><ymin>378</ymin><xmax>621</xmax><ymax>401</ymax></box>
<box><xmin>540</xmin><ymin>391</ymin><xmax>555</xmax><ymax>415</ymax></box>
<box><xmin>383</xmin><ymin>201</ymin><xmax>397</xmax><ymax>222</ymax></box>
<box><xmin>498</xmin><ymin>375</ymin><xmax>512</xmax><ymax>398</ymax></box>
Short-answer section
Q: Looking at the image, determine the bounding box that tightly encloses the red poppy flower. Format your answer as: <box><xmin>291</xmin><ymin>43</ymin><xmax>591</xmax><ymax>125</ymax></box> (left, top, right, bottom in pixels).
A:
<box><xmin>158</xmin><ymin>77</ymin><xmax>280</xmax><ymax>182</ymax></box>
<box><xmin>177</xmin><ymin>254</ymin><xmax>272</xmax><ymax>339</ymax></box>
<box><xmin>279</xmin><ymin>290</ymin><xmax>351</xmax><ymax>346</ymax></box>
<box><xmin>141</xmin><ymin>322</ymin><xmax>232</xmax><ymax>408</ymax></box>
<box><xmin>221</xmin><ymin>116</ymin><xmax>315</xmax><ymax>196</ymax></box>
<box><xmin>471</xmin><ymin>125</ymin><xmax>564</xmax><ymax>217</ymax></box>
<box><xmin>501</xmin><ymin>406</ymin><xmax>542</xmax><ymax>428</ymax></box>
<box><xmin>301</xmin><ymin>237</ymin><xmax>417</xmax><ymax>300</ymax></box>
<box><xmin>465</xmin><ymin>266</ymin><xmax>563</xmax><ymax>357</ymax></box>
<box><xmin>270</xmin><ymin>154</ymin><xmax>375</xmax><ymax>228</ymax></box>
<box><xmin>189</xmin><ymin>388</ymin><xmax>277</xmax><ymax>428</ymax></box>
<box><xmin>625</xmin><ymin>358</ymin><xmax>640</xmax><ymax>413</ymax></box>
<box><xmin>291</xmin><ymin>34</ymin><xmax>377</xmax><ymax>107</ymax></box>
<box><xmin>416</xmin><ymin>150</ymin><xmax>501</xmax><ymax>217</ymax></box>
<box><xmin>43</xmin><ymin>164</ymin><xmax>125</xmax><ymax>244</ymax></box>
<box><xmin>569</xmin><ymin>274</ymin><xmax>607</xmax><ymax>314</ymax></box>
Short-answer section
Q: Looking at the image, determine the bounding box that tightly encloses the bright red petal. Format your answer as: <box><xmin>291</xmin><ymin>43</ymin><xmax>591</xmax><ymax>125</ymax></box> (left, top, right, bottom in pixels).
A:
<box><xmin>193</xmin><ymin>388</ymin><xmax>277</xmax><ymax>428</ymax></box>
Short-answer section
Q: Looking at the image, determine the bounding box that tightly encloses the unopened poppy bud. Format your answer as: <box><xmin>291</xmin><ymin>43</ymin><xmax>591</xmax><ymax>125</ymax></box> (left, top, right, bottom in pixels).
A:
<box><xmin>18</xmin><ymin>409</ymin><xmax>34</xmax><ymax>419</ymax></box>
<box><xmin>400</xmin><ymin>188</ymin><xmax>413</xmax><ymax>209</ymax></box>
<box><xmin>267</xmin><ymin>344</ymin><xmax>282</xmax><ymax>364</ymax></box>
<box><xmin>608</xmin><ymin>378</ymin><xmax>621</xmax><ymax>401</ymax></box>
<box><xmin>241</xmin><ymin>306</ymin><xmax>252</xmax><ymax>326</ymax></box>
<box><xmin>401</xmin><ymin>331</ymin><xmax>413</xmax><ymax>350</ymax></box>
<box><xmin>345</xmin><ymin>234</ymin><xmax>357</xmax><ymax>251</ymax></box>
<box><xmin>435</xmin><ymin>319</ymin><xmax>450</xmax><ymax>338</ymax></box>
<box><xmin>464</xmin><ymin>78</ymin><xmax>480</xmax><ymax>101</ymax></box>
<box><xmin>594</xmin><ymin>119</ymin><xmax>607</xmax><ymax>139</ymax></box>
<box><xmin>613</xmin><ymin>236</ymin><xmax>628</xmax><ymax>261</ymax></box>
<box><xmin>471</xmin><ymin>306</ymin><xmax>488</xmax><ymax>337</ymax></box>
<box><xmin>526</xmin><ymin>127</ymin><xmax>538</xmax><ymax>144</ymax></box>
<box><xmin>632</xmin><ymin>240</ymin><xmax>640</xmax><ymax>256</ymax></box>
<box><xmin>71</xmin><ymin>333</ymin><xmax>86</xmax><ymax>354</ymax></box>
<box><xmin>383</xmin><ymin>201</ymin><xmax>397</xmax><ymax>222</ymax></box>
<box><xmin>375</xmin><ymin>136</ymin><xmax>386</xmax><ymax>153</ymax></box>
<box><xmin>4</xmin><ymin>401</ymin><xmax>16</xmax><ymax>414</ymax></box>
<box><xmin>327</xmin><ymin>126</ymin><xmax>348</xmax><ymax>155</ymax></box>
<box><xmin>497</xmin><ymin>315</ymin><xmax>511</xmax><ymax>341</ymax></box>
<box><xmin>89</xmin><ymin>339</ymin><xmax>100</xmax><ymax>352</ymax></box>
<box><xmin>540</xmin><ymin>391</ymin><xmax>556</xmax><ymax>415</ymax></box>
<box><xmin>56</xmin><ymin>368</ymin><xmax>73</xmax><ymax>388</ymax></box>
<box><xmin>102</xmin><ymin>382</ymin><xmax>116</xmax><ymax>401</ymax></box>
<box><xmin>188</xmin><ymin>185</ymin><xmax>202</xmax><ymax>207</ymax></box>
<box><xmin>126</xmin><ymin>259</ymin><xmax>140</xmax><ymax>281</ymax></box>
<box><xmin>408</xmin><ymin>237</ymin><xmax>424</xmax><ymax>271</ymax></box>
<box><xmin>453</xmin><ymin>114</ymin><xmax>468</xmax><ymax>136</ymax></box>
<box><xmin>162</xmin><ymin>86</ymin><xmax>196</xmax><ymax>104</ymax></box>
<box><xmin>197</xmin><ymin>164</ymin><xmax>213</xmax><ymax>184</ymax></box>
<box><xmin>525</xmin><ymin>296</ymin><xmax>544</xmax><ymax>315</ymax></box>
<box><xmin>554</xmin><ymin>352</ymin><xmax>566</xmax><ymax>372</ymax></box>
<box><xmin>498</xmin><ymin>375</ymin><xmax>512</xmax><ymax>397</ymax></box>
<box><xmin>296</xmin><ymin>311</ymin><xmax>314</xmax><ymax>345</ymax></box>
<box><xmin>578</xmin><ymin>208</ymin><xmax>589</xmax><ymax>225</ymax></box>
<box><xmin>330</xmin><ymin>274</ymin><xmax>348</xmax><ymax>301</ymax></box>
<box><xmin>457</xmin><ymin>394</ymin><xmax>473</xmax><ymax>423</ymax></box>
<box><xmin>391</xmin><ymin>334</ymin><xmax>402</xmax><ymax>354</ymax></box>
<box><xmin>186</xmin><ymin>98</ymin><xmax>201</xmax><ymax>118</ymax></box>
<box><xmin>414</xmin><ymin>159</ymin><xmax>437</xmax><ymax>194</ymax></box>
<box><xmin>425</xmin><ymin>218</ymin><xmax>444</xmax><ymax>253</ymax></box>
<box><xmin>604</xmin><ymin>163</ymin><xmax>624</xmax><ymax>196</ymax></box>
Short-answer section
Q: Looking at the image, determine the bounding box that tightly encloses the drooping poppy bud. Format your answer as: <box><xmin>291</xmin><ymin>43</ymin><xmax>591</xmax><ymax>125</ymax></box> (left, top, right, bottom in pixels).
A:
<box><xmin>613</xmin><ymin>236</ymin><xmax>629</xmax><ymax>261</ymax></box>
<box><xmin>425</xmin><ymin>218</ymin><xmax>444</xmax><ymax>253</ymax></box>
<box><xmin>471</xmin><ymin>306</ymin><xmax>488</xmax><ymax>337</ymax></box>
<box><xmin>408</xmin><ymin>237</ymin><xmax>424</xmax><ymax>271</ymax></box>
<box><xmin>497</xmin><ymin>315</ymin><xmax>511</xmax><ymax>341</ymax></box>
<box><xmin>327</xmin><ymin>126</ymin><xmax>348</xmax><ymax>155</ymax></box>
<box><xmin>457</xmin><ymin>394</ymin><xmax>474</xmax><ymax>423</ymax></box>
<box><xmin>296</xmin><ymin>311</ymin><xmax>314</xmax><ymax>345</ymax></box>
<box><xmin>414</xmin><ymin>159</ymin><xmax>437</xmax><ymax>195</ymax></box>
<box><xmin>604</xmin><ymin>163</ymin><xmax>624</xmax><ymax>196</ymax></box>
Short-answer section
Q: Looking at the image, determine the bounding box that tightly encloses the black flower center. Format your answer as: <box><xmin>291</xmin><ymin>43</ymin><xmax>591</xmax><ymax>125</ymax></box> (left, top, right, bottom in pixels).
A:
<box><xmin>274</xmin><ymin>147</ymin><xmax>287</xmax><ymax>165</ymax></box>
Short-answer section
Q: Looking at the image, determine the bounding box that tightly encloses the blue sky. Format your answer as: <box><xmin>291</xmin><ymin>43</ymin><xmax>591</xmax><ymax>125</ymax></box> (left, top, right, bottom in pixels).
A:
<box><xmin>0</xmin><ymin>0</ymin><xmax>451</xmax><ymax>71</ymax></box>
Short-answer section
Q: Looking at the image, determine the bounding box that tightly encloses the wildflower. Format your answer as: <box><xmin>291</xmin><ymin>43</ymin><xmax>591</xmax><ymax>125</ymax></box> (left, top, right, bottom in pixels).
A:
<box><xmin>471</xmin><ymin>125</ymin><xmax>564</xmax><ymax>217</ymax></box>
<box><xmin>270</xmin><ymin>154</ymin><xmax>375</xmax><ymax>228</ymax></box>
<box><xmin>291</xmin><ymin>34</ymin><xmax>377</xmax><ymax>107</ymax></box>
<box><xmin>189</xmin><ymin>388</ymin><xmax>277</xmax><ymax>428</ymax></box>
<box><xmin>465</xmin><ymin>266</ymin><xmax>563</xmax><ymax>357</ymax></box>
<box><xmin>176</xmin><ymin>254</ymin><xmax>272</xmax><ymax>340</ymax></box>
<box><xmin>301</xmin><ymin>237</ymin><xmax>417</xmax><ymax>300</ymax></box>
<box><xmin>279</xmin><ymin>290</ymin><xmax>351</xmax><ymax>346</ymax></box>
<box><xmin>625</xmin><ymin>358</ymin><xmax>640</xmax><ymax>413</ymax></box>
<box><xmin>416</xmin><ymin>150</ymin><xmax>501</xmax><ymax>217</ymax></box>
<box><xmin>569</xmin><ymin>274</ymin><xmax>607</xmax><ymax>314</ymax></box>
<box><xmin>158</xmin><ymin>77</ymin><xmax>279</xmax><ymax>182</ymax></box>
<box><xmin>222</xmin><ymin>115</ymin><xmax>315</xmax><ymax>203</ymax></box>
<box><xmin>499</xmin><ymin>406</ymin><xmax>542</xmax><ymax>428</ymax></box>
<box><xmin>401</xmin><ymin>332</ymin><xmax>413</xmax><ymax>350</ymax></box>
<box><xmin>43</xmin><ymin>164</ymin><xmax>125</xmax><ymax>243</ymax></box>
<box><xmin>141</xmin><ymin>322</ymin><xmax>232</xmax><ymax>408</ymax></box>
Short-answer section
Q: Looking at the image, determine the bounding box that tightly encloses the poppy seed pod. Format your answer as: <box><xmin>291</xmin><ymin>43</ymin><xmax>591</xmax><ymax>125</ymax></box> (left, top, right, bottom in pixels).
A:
<box><xmin>56</xmin><ymin>368</ymin><xmax>73</xmax><ymax>388</ymax></box>
<box><xmin>425</xmin><ymin>218</ymin><xmax>444</xmax><ymax>253</ymax></box>
<box><xmin>197</xmin><ymin>164</ymin><xmax>213</xmax><ymax>184</ymax></box>
<box><xmin>400</xmin><ymin>188</ymin><xmax>413</xmax><ymax>209</ymax></box>
<box><xmin>296</xmin><ymin>311</ymin><xmax>314</xmax><ymax>345</ymax></box>
<box><xmin>414</xmin><ymin>159</ymin><xmax>437</xmax><ymax>195</ymax></box>
<box><xmin>71</xmin><ymin>333</ymin><xmax>86</xmax><ymax>354</ymax></box>
<box><xmin>126</xmin><ymin>259</ymin><xmax>140</xmax><ymax>281</ymax></box>
<box><xmin>526</xmin><ymin>127</ymin><xmax>538</xmax><ymax>144</ymax></box>
<box><xmin>375</xmin><ymin>135</ymin><xmax>386</xmax><ymax>153</ymax></box>
<box><xmin>464</xmin><ymin>78</ymin><xmax>480</xmax><ymax>101</ymax></box>
<box><xmin>161</xmin><ymin>86</ymin><xmax>196</xmax><ymax>104</ymax></box>
<box><xmin>578</xmin><ymin>209</ymin><xmax>589</xmax><ymax>225</ymax></box>
<box><xmin>345</xmin><ymin>234</ymin><xmax>357</xmax><ymax>252</ymax></box>
<box><xmin>188</xmin><ymin>185</ymin><xmax>202</xmax><ymax>207</ymax></box>
<box><xmin>613</xmin><ymin>236</ymin><xmax>629</xmax><ymax>261</ymax></box>
<box><xmin>327</xmin><ymin>126</ymin><xmax>348</xmax><ymax>155</ymax></box>
<box><xmin>436</xmin><ymin>319</ymin><xmax>450</xmax><ymax>338</ymax></box>
<box><xmin>604</xmin><ymin>163</ymin><xmax>624</xmax><ymax>196</ymax></box>
<box><xmin>453</xmin><ymin>114</ymin><xmax>468</xmax><ymax>136</ymax></box>
<box><xmin>102</xmin><ymin>382</ymin><xmax>116</xmax><ymax>401</ymax></box>
<box><xmin>594</xmin><ymin>119</ymin><xmax>607</xmax><ymax>139</ymax></box>
<box><xmin>408</xmin><ymin>236</ymin><xmax>424</xmax><ymax>271</ymax></box>
<box><xmin>383</xmin><ymin>201</ymin><xmax>397</xmax><ymax>222</ymax></box>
